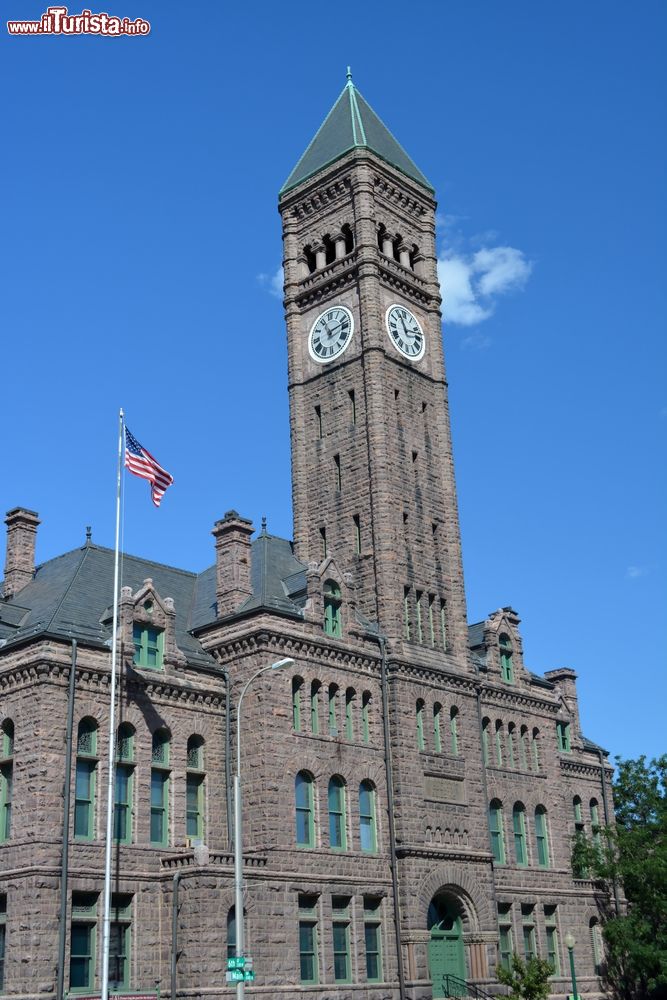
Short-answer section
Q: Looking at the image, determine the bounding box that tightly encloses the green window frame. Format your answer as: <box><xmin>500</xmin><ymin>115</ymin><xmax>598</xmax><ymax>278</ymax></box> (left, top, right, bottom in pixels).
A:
<box><xmin>499</xmin><ymin>633</ymin><xmax>514</xmax><ymax>683</ymax></box>
<box><xmin>521</xmin><ymin>905</ymin><xmax>536</xmax><ymax>962</ymax></box>
<box><xmin>535</xmin><ymin>806</ymin><xmax>549</xmax><ymax>868</ymax></box>
<box><xmin>556</xmin><ymin>721</ymin><xmax>571</xmax><ymax>752</ymax></box>
<box><xmin>132</xmin><ymin>624</ymin><xmax>164</xmax><ymax>669</ymax></box>
<box><xmin>519</xmin><ymin>726</ymin><xmax>528</xmax><ymax>769</ymax></box>
<box><xmin>345</xmin><ymin>688</ymin><xmax>355</xmax><ymax>741</ymax></box>
<box><xmin>481</xmin><ymin>718</ymin><xmax>490</xmax><ymax>765</ymax></box>
<box><xmin>108</xmin><ymin>896</ymin><xmax>131</xmax><ymax>990</ymax></box>
<box><xmin>416</xmin><ymin>700</ymin><xmax>425</xmax><ymax>751</ymax></box>
<box><xmin>295</xmin><ymin>771</ymin><xmax>314</xmax><ymax>847</ymax></box>
<box><xmin>450</xmin><ymin>706</ymin><xmax>459</xmax><ymax>756</ymax></box>
<box><xmin>328</xmin><ymin>777</ymin><xmax>347</xmax><ymax>850</ymax></box>
<box><xmin>428</xmin><ymin>594</ymin><xmax>436</xmax><ymax>646</ymax></box>
<box><xmin>0</xmin><ymin>894</ymin><xmax>6</xmax><ymax>992</ymax></box>
<box><xmin>361</xmin><ymin>692</ymin><xmax>371</xmax><ymax>744</ymax></box>
<box><xmin>74</xmin><ymin>719</ymin><xmax>98</xmax><ymax>841</ymax></box>
<box><xmin>332</xmin><ymin>898</ymin><xmax>351</xmax><ymax>983</ymax></box>
<box><xmin>359</xmin><ymin>781</ymin><xmax>377</xmax><ymax>853</ymax></box>
<box><xmin>507</xmin><ymin>724</ymin><xmax>516</xmax><ymax>768</ymax></box>
<box><xmin>497</xmin><ymin>904</ymin><xmax>513</xmax><ymax>972</ymax></box>
<box><xmin>186</xmin><ymin>773</ymin><xmax>204</xmax><ymax>841</ymax></box>
<box><xmin>544</xmin><ymin>906</ymin><xmax>560</xmax><ymax>975</ymax></box>
<box><xmin>323</xmin><ymin>580</ymin><xmax>342</xmax><ymax>637</ymax></box>
<box><xmin>415</xmin><ymin>591</ymin><xmax>424</xmax><ymax>643</ymax></box>
<box><xmin>513</xmin><ymin>803</ymin><xmax>527</xmax><ymax>866</ymax></box>
<box><xmin>440</xmin><ymin>598</ymin><xmax>448</xmax><ymax>649</ymax></box>
<box><xmin>489</xmin><ymin>800</ymin><xmax>505</xmax><ymax>864</ymax></box>
<box><xmin>227</xmin><ymin>906</ymin><xmax>237</xmax><ymax>960</ymax></box>
<box><xmin>590</xmin><ymin>799</ymin><xmax>601</xmax><ymax>848</ymax></box>
<box><xmin>150</xmin><ymin>769</ymin><xmax>169</xmax><ymax>846</ymax></box>
<box><xmin>0</xmin><ymin>763</ymin><xmax>12</xmax><ymax>843</ymax></box>
<box><xmin>69</xmin><ymin>892</ymin><xmax>98</xmax><ymax>990</ymax></box>
<box><xmin>364</xmin><ymin>898</ymin><xmax>383</xmax><ymax>982</ymax></box>
<box><xmin>298</xmin><ymin>895</ymin><xmax>319</xmax><ymax>985</ymax></box>
<box><xmin>495</xmin><ymin>721</ymin><xmax>504</xmax><ymax>766</ymax></box>
<box><xmin>328</xmin><ymin>684</ymin><xmax>339</xmax><ymax>736</ymax></box>
<box><xmin>532</xmin><ymin>728</ymin><xmax>540</xmax><ymax>771</ymax></box>
<box><xmin>433</xmin><ymin>703</ymin><xmax>442</xmax><ymax>753</ymax></box>
<box><xmin>113</xmin><ymin>764</ymin><xmax>133</xmax><ymax>843</ymax></box>
<box><xmin>310</xmin><ymin>680</ymin><xmax>321</xmax><ymax>735</ymax></box>
<box><xmin>292</xmin><ymin>677</ymin><xmax>303</xmax><ymax>732</ymax></box>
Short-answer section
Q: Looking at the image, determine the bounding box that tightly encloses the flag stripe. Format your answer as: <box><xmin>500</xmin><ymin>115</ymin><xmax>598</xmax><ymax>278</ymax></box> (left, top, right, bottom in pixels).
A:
<box><xmin>124</xmin><ymin>426</ymin><xmax>174</xmax><ymax>507</ymax></box>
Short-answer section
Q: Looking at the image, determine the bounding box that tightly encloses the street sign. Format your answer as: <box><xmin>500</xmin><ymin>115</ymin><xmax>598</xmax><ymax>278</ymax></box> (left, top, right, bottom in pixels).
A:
<box><xmin>225</xmin><ymin>970</ymin><xmax>255</xmax><ymax>983</ymax></box>
<box><xmin>227</xmin><ymin>957</ymin><xmax>245</xmax><ymax>970</ymax></box>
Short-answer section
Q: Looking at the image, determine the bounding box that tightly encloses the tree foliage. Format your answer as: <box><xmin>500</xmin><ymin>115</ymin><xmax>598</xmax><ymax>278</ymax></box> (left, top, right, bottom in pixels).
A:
<box><xmin>496</xmin><ymin>954</ymin><xmax>554</xmax><ymax>1000</ymax></box>
<box><xmin>572</xmin><ymin>755</ymin><xmax>667</xmax><ymax>1000</ymax></box>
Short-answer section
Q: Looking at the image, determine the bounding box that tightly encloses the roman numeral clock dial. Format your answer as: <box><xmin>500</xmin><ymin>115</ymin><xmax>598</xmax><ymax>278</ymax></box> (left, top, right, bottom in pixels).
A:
<box><xmin>308</xmin><ymin>306</ymin><xmax>354</xmax><ymax>363</ymax></box>
<box><xmin>386</xmin><ymin>304</ymin><xmax>426</xmax><ymax>360</ymax></box>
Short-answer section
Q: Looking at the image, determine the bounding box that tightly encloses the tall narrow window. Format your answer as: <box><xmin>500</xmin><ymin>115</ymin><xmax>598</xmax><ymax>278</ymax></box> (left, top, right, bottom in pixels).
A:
<box><xmin>519</xmin><ymin>726</ymin><xmax>529</xmax><ymax>770</ymax></box>
<box><xmin>535</xmin><ymin>806</ymin><xmax>549</xmax><ymax>868</ymax></box>
<box><xmin>348</xmin><ymin>389</ymin><xmax>356</xmax><ymax>424</ymax></box>
<box><xmin>590</xmin><ymin>917</ymin><xmax>604</xmax><ymax>975</ymax></box>
<box><xmin>328</xmin><ymin>683</ymin><xmax>339</xmax><ymax>736</ymax></box>
<box><xmin>186</xmin><ymin>735</ymin><xmax>205</xmax><ymax>842</ymax></box>
<box><xmin>359</xmin><ymin>781</ymin><xmax>377</xmax><ymax>852</ymax></box>
<box><xmin>323</xmin><ymin>580</ymin><xmax>342</xmax><ymax>637</ymax></box>
<box><xmin>353</xmin><ymin>515</ymin><xmax>361</xmax><ymax>555</ymax></box>
<box><xmin>440</xmin><ymin>599</ymin><xmax>447</xmax><ymax>649</ymax></box>
<box><xmin>328</xmin><ymin>777</ymin><xmax>346</xmax><ymax>850</ymax></box>
<box><xmin>0</xmin><ymin>894</ymin><xmax>6</xmax><ymax>991</ymax></box>
<box><xmin>0</xmin><ymin>721</ymin><xmax>14</xmax><ymax>843</ymax></box>
<box><xmin>573</xmin><ymin>796</ymin><xmax>587</xmax><ymax>877</ymax></box>
<box><xmin>345</xmin><ymin>688</ymin><xmax>355</xmax><ymax>740</ymax></box>
<box><xmin>590</xmin><ymin>799</ymin><xmax>601</xmax><ymax>849</ymax></box>
<box><xmin>544</xmin><ymin>906</ymin><xmax>560</xmax><ymax>975</ymax></box>
<box><xmin>292</xmin><ymin>677</ymin><xmax>303</xmax><ymax>732</ymax></box>
<box><xmin>499</xmin><ymin>633</ymin><xmax>514</xmax><ymax>683</ymax></box>
<box><xmin>433</xmin><ymin>704</ymin><xmax>442</xmax><ymax>753</ymax></box>
<box><xmin>310</xmin><ymin>680</ymin><xmax>321</xmax><ymax>735</ymax></box>
<box><xmin>364</xmin><ymin>897</ymin><xmax>383</xmax><ymax>983</ymax></box>
<box><xmin>150</xmin><ymin>729</ymin><xmax>170</xmax><ymax>847</ymax></box>
<box><xmin>513</xmin><ymin>803</ymin><xmax>527</xmax><ymax>866</ymax></box>
<box><xmin>334</xmin><ymin>453</ymin><xmax>341</xmax><ymax>491</ymax></box>
<box><xmin>489</xmin><ymin>800</ymin><xmax>506</xmax><ymax>864</ymax></box>
<box><xmin>320</xmin><ymin>526</ymin><xmax>327</xmax><ymax>558</ymax></box>
<box><xmin>415</xmin><ymin>591</ymin><xmax>424</xmax><ymax>643</ymax></box>
<box><xmin>315</xmin><ymin>404</ymin><xmax>323</xmax><ymax>439</ymax></box>
<box><xmin>295</xmin><ymin>771</ymin><xmax>314</xmax><ymax>847</ymax></box>
<box><xmin>298</xmin><ymin>894</ymin><xmax>319</xmax><ymax>984</ymax></box>
<box><xmin>495</xmin><ymin>720</ymin><xmax>504</xmax><ymax>766</ymax></box>
<box><xmin>109</xmin><ymin>895</ymin><xmax>132</xmax><ymax>990</ymax></box>
<box><xmin>133</xmin><ymin>624</ymin><xmax>164</xmax><ymax>669</ymax></box>
<box><xmin>531</xmin><ymin>728</ymin><xmax>540</xmax><ymax>772</ymax></box>
<box><xmin>361</xmin><ymin>692</ymin><xmax>371</xmax><ymax>744</ymax></box>
<box><xmin>332</xmin><ymin>897</ymin><xmax>351</xmax><ymax>983</ymax></box>
<box><xmin>481</xmin><ymin>718</ymin><xmax>490</xmax><ymax>765</ymax></box>
<box><xmin>521</xmin><ymin>904</ymin><xmax>536</xmax><ymax>961</ymax></box>
<box><xmin>450</xmin><ymin>707</ymin><xmax>459</xmax><ymax>756</ymax></box>
<box><xmin>227</xmin><ymin>906</ymin><xmax>237</xmax><ymax>960</ymax></box>
<box><xmin>497</xmin><ymin>904</ymin><xmax>513</xmax><ymax>972</ymax></box>
<box><xmin>507</xmin><ymin>723</ymin><xmax>516</xmax><ymax>768</ymax></box>
<box><xmin>74</xmin><ymin>718</ymin><xmax>98</xmax><ymax>841</ymax></box>
<box><xmin>70</xmin><ymin>892</ymin><xmax>98</xmax><ymax>989</ymax></box>
<box><xmin>556</xmin><ymin>721</ymin><xmax>571</xmax><ymax>752</ymax></box>
<box><xmin>114</xmin><ymin>723</ymin><xmax>134</xmax><ymax>844</ymax></box>
<box><xmin>403</xmin><ymin>587</ymin><xmax>411</xmax><ymax>640</ymax></box>
<box><xmin>416</xmin><ymin>700</ymin><xmax>425</xmax><ymax>751</ymax></box>
<box><xmin>428</xmin><ymin>594</ymin><xmax>436</xmax><ymax>646</ymax></box>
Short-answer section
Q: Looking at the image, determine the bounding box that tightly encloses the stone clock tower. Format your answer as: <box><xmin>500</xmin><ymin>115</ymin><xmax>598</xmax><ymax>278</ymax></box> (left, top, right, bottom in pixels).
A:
<box><xmin>279</xmin><ymin>73</ymin><xmax>470</xmax><ymax>666</ymax></box>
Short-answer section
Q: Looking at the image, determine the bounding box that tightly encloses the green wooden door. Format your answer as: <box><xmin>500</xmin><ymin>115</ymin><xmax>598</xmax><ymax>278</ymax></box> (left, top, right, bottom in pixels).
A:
<box><xmin>428</xmin><ymin>900</ymin><xmax>466</xmax><ymax>998</ymax></box>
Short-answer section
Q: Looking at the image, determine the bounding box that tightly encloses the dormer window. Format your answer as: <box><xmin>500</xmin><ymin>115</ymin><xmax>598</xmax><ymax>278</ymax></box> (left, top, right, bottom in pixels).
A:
<box><xmin>323</xmin><ymin>580</ymin><xmax>342</xmax><ymax>638</ymax></box>
<box><xmin>499</xmin><ymin>633</ymin><xmax>514</xmax><ymax>684</ymax></box>
<box><xmin>133</xmin><ymin>625</ymin><xmax>163</xmax><ymax>669</ymax></box>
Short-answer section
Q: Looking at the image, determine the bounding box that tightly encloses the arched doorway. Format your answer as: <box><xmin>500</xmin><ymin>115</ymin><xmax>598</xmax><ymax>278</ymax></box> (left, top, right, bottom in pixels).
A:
<box><xmin>428</xmin><ymin>893</ymin><xmax>466</xmax><ymax>997</ymax></box>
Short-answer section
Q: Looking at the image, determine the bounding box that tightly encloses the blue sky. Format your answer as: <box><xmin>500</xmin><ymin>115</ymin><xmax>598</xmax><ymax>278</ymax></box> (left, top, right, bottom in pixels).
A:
<box><xmin>2</xmin><ymin>1</ymin><xmax>665</xmax><ymax>762</ymax></box>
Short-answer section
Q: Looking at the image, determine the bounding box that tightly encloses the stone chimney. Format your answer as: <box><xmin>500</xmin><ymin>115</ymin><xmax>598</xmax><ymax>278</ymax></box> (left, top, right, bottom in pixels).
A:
<box><xmin>3</xmin><ymin>508</ymin><xmax>40</xmax><ymax>599</ymax></box>
<box><xmin>212</xmin><ymin>510</ymin><xmax>254</xmax><ymax>617</ymax></box>
<box><xmin>544</xmin><ymin>667</ymin><xmax>581</xmax><ymax>736</ymax></box>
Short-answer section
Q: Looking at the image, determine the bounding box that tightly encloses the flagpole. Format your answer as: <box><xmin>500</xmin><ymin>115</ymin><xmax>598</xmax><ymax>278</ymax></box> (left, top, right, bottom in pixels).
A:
<box><xmin>101</xmin><ymin>407</ymin><xmax>124</xmax><ymax>1000</ymax></box>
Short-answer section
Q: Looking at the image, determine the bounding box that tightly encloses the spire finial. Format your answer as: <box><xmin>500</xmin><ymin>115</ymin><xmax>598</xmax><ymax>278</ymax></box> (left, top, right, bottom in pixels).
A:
<box><xmin>346</xmin><ymin>66</ymin><xmax>352</xmax><ymax>84</ymax></box>
<box><xmin>85</xmin><ymin>525</ymin><xmax>92</xmax><ymax>544</ymax></box>
<box><xmin>261</xmin><ymin>516</ymin><xmax>267</xmax><ymax>535</ymax></box>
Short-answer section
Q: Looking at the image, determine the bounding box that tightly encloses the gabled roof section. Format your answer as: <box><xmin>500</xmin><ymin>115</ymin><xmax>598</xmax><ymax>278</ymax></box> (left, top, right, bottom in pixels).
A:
<box><xmin>280</xmin><ymin>71</ymin><xmax>433</xmax><ymax>196</ymax></box>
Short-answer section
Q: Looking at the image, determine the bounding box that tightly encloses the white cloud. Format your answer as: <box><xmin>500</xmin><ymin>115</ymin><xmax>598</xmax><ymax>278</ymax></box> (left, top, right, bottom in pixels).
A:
<box><xmin>257</xmin><ymin>266</ymin><xmax>284</xmax><ymax>299</ymax></box>
<box><xmin>438</xmin><ymin>245</ymin><xmax>532</xmax><ymax>327</ymax></box>
<box><xmin>626</xmin><ymin>565</ymin><xmax>648</xmax><ymax>580</ymax></box>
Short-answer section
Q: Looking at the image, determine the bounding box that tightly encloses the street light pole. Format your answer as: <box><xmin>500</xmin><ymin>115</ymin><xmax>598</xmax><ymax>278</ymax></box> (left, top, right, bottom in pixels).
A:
<box><xmin>233</xmin><ymin>656</ymin><xmax>294</xmax><ymax>999</ymax></box>
<box><xmin>564</xmin><ymin>932</ymin><xmax>578</xmax><ymax>1000</ymax></box>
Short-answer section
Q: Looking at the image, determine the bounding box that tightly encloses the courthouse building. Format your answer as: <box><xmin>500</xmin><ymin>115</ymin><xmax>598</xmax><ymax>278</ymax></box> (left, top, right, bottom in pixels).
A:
<box><xmin>0</xmin><ymin>76</ymin><xmax>613</xmax><ymax>999</ymax></box>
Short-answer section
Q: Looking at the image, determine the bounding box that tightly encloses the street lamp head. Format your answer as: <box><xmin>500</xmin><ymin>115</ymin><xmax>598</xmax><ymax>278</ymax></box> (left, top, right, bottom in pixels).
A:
<box><xmin>271</xmin><ymin>657</ymin><xmax>295</xmax><ymax>670</ymax></box>
<box><xmin>565</xmin><ymin>931</ymin><xmax>575</xmax><ymax>950</ymax></box>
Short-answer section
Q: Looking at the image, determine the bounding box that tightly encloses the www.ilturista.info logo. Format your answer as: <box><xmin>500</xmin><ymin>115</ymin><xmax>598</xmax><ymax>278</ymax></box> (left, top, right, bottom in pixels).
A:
<box><xmin>7</xmin><ymin>6</ymin><xmax>150</xmax><ymax>35</ymax></box>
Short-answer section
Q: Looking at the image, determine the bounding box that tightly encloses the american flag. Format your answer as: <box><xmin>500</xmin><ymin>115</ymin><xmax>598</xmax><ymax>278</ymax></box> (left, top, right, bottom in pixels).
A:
<box><xmin>124</xmin><ymin>427</ymin><xmax>174</xmax><ymax>507</ymax></box>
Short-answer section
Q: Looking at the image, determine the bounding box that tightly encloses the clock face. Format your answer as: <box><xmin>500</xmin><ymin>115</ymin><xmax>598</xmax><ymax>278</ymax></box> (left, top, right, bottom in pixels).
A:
<box><xmin>385</xmin><ymin>304</ymin><xmax>425</xmax><ymax>360</ymax></box>
<box><xmin>308</xmin><ymin>305</ymin><xmax>354</xmax><ymax>363</ymax></box>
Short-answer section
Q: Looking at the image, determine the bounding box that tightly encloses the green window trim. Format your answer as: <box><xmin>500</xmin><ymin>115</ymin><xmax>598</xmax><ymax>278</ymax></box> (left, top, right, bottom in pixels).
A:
<box><xmin>292</xmin><ymin>677</ymin><xmax>303</xmax><ymax>732</ymax></box>
<box><xmin>450</xmin><ymin>707</ymin><xmax>459</xmax><ymax>756</ymax></box>
<box><xmin>310</xmin><ymin>681</ymin><xmax>321</xmax><ymax>734</ymax></box>
<box><xmin>328</xmin><ymin>684</ymin><xmax>339</xmax><ymax>736</ymax></box>
<box><xmin>70</xmin><ymin>921</ymin><xmax>95</xmax><ymax>990</ymax></box>
<box><xmin>532</xmin><ymin>729</ymin><xmax>541</xmax><ymax>771</ymax></box>
<box><xmin>416</xmin><ymin>701</ymin><xmax>425</xmax><ymax>751</ymax></box>
<box><xmin>359</xmin><ymin>781</ymin><xmax>377</xmax><ymax>853</ymax></box>
<box><xmin>295</xmin><ymin>772</ymin><xmax>314</xmax><ymax>847</ymax></box>
<box><xmin>298</xmin><ymin>894</ymin><xmax>319</xmax><ymax>985</ymax></box>
<box><xmin>519</xmin><ymin>727</ymin><xmax>528</xmax><ymax>770</ymax></box>
<box><xmin>186</xmin><ymin>772</ymin><xmax>205</xmax><ymax>841</ymax></box>
<box><xmin>332</xmin><ymin>921</ymin><xmax>351</xmax><ymax>982</ymax></box>
<box><xmin>364</xmin><ymin>898</ymin><xmax>383</xmax><ymax>982</ymax></box>
<box><xmin>489</xmin><ymin>801</ymin><xmax>505</xmax><ymax>864</ymax></box>
<box><xmin>499</xmin><ymin>633</ymin><xmax>514</xmax><ymax>683</ymax></box>
<box><xmin>0</xmin><ymin>893</ymin><xmax>6</xmax><ymax>992</ymax></box>
<box><xmin>556</xmin><ymin>721</ymin><xmax>571</xmax><ymax>752</ymax></box>
<box><xmin>495</xmin><ymin>722</ymin><xmax>504</xmax><ymax>766</ymax></box>
<box><xmin>323</xmin><ymin>580</ymin><xmax>342</xmax><ymax>637</ymax></box>
<box><xmin>545</xmin><ymin>907</ymin><xmax>560</xmax><ymax>975</ymax></box>
<box><xmin>361</xmin><ymin>692</ymin><xmax>371</xmax><ymax>744</ymax></box>
<box><xmin>415</xmin><ymin>591</ymin><xmax>424</xmax><ymax>643</ymax></box>
<box><xmin>482</xmin><ymin>719</ymin><xmax>490</xmax><ymax>765</ymax></box>
<box><xmin>433</xmin><ymin>704</ymin><xmax>442</xmax><ymax>753</ymax></box>
<box><xmin>497</xmin><ymin>906</ymin><xmax>513</xmax><ymax>972</ymax></box>
<box><xmin>108</xmin><ymin>919</ymin><xmax>130</xmax><ymax>990</ymax></box>
<box><xmin>513</xmin><ymin>804</ymin><xmax>528</xmax><ymax>866</ymax></box>
<box><xmin>507</xmin><ymin>726</ymin><xmax>516</xmax><ymax>768</ymax></box>
<box><xmin>428</xmin><ymin>595</ymin><xmax>436</xmax><ymax>647</ymax></box>
<box><xmin>113</xmin><ymin>763</ymin><xmax>133</xmax><ymax>844</ymax></box>
<box><xmin>132</xmin><ymin>624</ymin><xmax>164</xmax><ymax>670</ymax></box>
<box><xmin>535</xmin><ymin>806</ymin><xmax>550</xmax><ymax>868</ymax></box>
<box><xmin>74</xmin><ymin>759</ymin><xmax>96</xmax><ymax>841</ymax></box>
<box><xmin>328</xmin><ymin>777</ymin><xmax>347</xmax><ymax>850</ymax></box>
<box><xmin>345</xmin><ymin>689</ymin><xmax>355</xmax><ymax>741</ymax></box>
<box><xmin>521</xmin><ymin>906</ymin><xmax>536</xmax><ymax>962</ymax></box>
<box><xmin>150</xmin><ymin>768</ymin><xmax>169</xmax><ymax>846</ymax></box>
<box><xmin>440</xmin><ymin>599</ymin><xmax>447</xmax><ymax>650</ymax></box>
<box><xmin>0</xmin><ymin>763</ymin><xmax>12</xmax><ymax>843</ymax></box>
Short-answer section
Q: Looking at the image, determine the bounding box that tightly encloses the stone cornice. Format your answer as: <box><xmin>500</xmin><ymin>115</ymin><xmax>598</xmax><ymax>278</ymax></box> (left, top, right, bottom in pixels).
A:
<box><xmin>291</xmin><ymin>260</ymin><xmax>359</xmax><ymax>311</ymax></box>
<box><xmin>479</xmin><ymin>683</ymin><xmax>559</xmax><ymax>714</ymax></box>
<box><xmin>559</xmin><ymin>757</ymin><xmax>610</xmax><ymax>779</ymax></box>
<box><xmin>287</xmin><ymin>175</ymin><xmax>352</xmax><ymax>222</ymax></box>
<box><xmin>160</xmin><ymin>851</ymin><xmax>267</xmax><ymax>870</ymax></box>
<box><xmin>396</xmin><ymin>845</ymin><xmax>492</xmax><ymax>864</ymax></box>
<box><xmin>386</xmin><ymin>659</ymin><xmax>477</xmax><ymax>694</ymax></box>
<box><xmin>207</xmin><ymin>623</ymin><xmax>381</xmax><ymax>675</ymax></box>
<box><xmin>379</xmin><ymin>263</ymin><xmax>434</xmax><ymax>307</ymax></box>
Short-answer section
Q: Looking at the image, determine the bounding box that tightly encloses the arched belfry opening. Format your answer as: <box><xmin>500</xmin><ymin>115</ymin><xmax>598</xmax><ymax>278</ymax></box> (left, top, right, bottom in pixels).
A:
<box><xmin>427</xmin><ymin>892</ymin><xmax>467</xmax><ymax>996</ymax></box>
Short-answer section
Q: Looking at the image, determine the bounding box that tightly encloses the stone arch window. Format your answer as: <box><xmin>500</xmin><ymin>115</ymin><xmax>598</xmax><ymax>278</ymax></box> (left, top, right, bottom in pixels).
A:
<box><xmin>433</xmin><ymin>703</ymin><xmax>443</xmax><ymax>753</ymax></box>
<box><xmin>489</xmin><ymin>799</ymin><xmax>505</xmax><ymax>863</ymax></box>
<box><xmin>322</xmin><ymin>233</ymin><xmax>336</xmax><ymax>265</ymax></box>
<box><xmin>303</xmin><ymin>244</ymin><xmax>316</xmax><ymax>274</ymax></box>
<box><xmin>495</xmin><ymin>720</ymin><xmax>504</xmax><ymax>766</ymax></box>
<box><xmin>0</xmin><ymin>720</ymin><xmax>14</xmax><ymax>843</ymax></box>
<box><xmin>292</xmin><ymin>676</ymin><xmax>304</xmax><ymax>732</ymax></box>
<box><xmin>450</xmin><ymin>706</ymin><xmax>459</xmax><ymax>756</ymax></box>
<box><xmin>590</xmin><ymin>798</ymin><xmax>601</xmax><ymax>848</ymax></box>
<box><xmin>590</xmin><ymin>916</ymin><xmax>604</xmax><ymax>975</ymax></box>
<box><xmin>151</xmin><ymin>729</ymin><xmax>171</xmax><ymax>847</ymax></box>
<box><xmin>323</xmin><ymin>580</ymin><xmax>342</xmax><ymax>638</ymax></box>
<box><xmin>344</xmin><ymin>688</ymin><xmax>356</xmax><ymax>741</ymax></box>
<box><xmin>74</xmin><ymin>718</ymin><xmax>98</xmax><ymax>841</ymax></box>
<box><xmin>408</xmin><ymin>243</ymin><xmax>421</xmax><ymax>271</ymax></box>
<box><xmin>341</xmin><ymin>223</ymin><xmax>354</xmax><ymax>254</ymax></box>
<box><xmin>507</xmin><ymin>723</ymin><xmax>516</xmax><ymax>768</ymax></box>
<box><xmin>573</xmin><ymin>796</ymin><xmax>587</xmax><ymax>876</ymax></box>
<box><xmin>499</xmin><ymin>633</ymin><xmax>514</xmax><ymax>683</ymax></box>
<box><xmin>531</xmin><ymin>728</ymin><xmax>540</xmax><ymax>772</ymax></box>
<box><xmin>328</xmin><ymin>683</ymin><xmax>339</xmax><ymax>736</ymax></box>
<box><xmin>133</xmin><ymin>620</ymin><xmax>164</xmax><ymax>670</ymax></box>
<box><xmin>519</xmin><ymin>725</ymin><xmax>529</xmax><ymax>770</ymax></box>
<box><xmin>359</xmin><ymin>780</ymin><xmax>377</xmax><ymax>853</ymax></box>
<box><xmin>556</xmin><ymin>720</ymin><xmax>571</xmax><ymax>752</ymax></box>
<box><xmin>361</xmin><ymin>691</ymin><xmax>371</xmax><ymax>744</ymax></box>
<box><xmin>328</xmin><ymin>775</ymin><xmax>347</xmax><ymax>850</ymax></box>
<box><xmin>114</xmin><ymin>723</ymin><xmax>135</xmax><ymax>843</ymax></box>
<box><xmin>534</xmin><ymin>805</ymin><xmax>549</xmax><ymax>868</ymax></box>
<box><xmin>512</xmin><ymin>802</ymin><xmax>528</xmax><ymax>866</ymax></box>
<box><xmin>481</xmin><ymin>717</ymin><xmax>491</xmax><ymax>764</ymax></box>
<box><xmin>227</xmin><ymin>906</ymin><xmax>236</xmax><ymax>960</ymax></box>
<box><xmin>416</xmin><ymin>700</ymin><xmax>426</xmax><ymax>751</ymax></box>
<box><xmin>186</xmin><ymin>735</ymin><xmax>205</xmax><ymax>842</ymax></box>
<box><xmin>392</xmin><ymin>233</ymin><xmax>403</xmax><ymax>262</ymax></box>
<box><xmin>310</xmin><ymin>680</ymin><xmax>321</xmax><ymax>735</ymax></box>
<box><xmin>295</xmin><ymin>771</ymin><xmax>315</xmax><ymax>847</ymax></box>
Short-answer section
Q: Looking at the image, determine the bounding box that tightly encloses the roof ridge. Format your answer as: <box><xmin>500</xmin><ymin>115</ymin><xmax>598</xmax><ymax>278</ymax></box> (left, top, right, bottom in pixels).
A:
<box><xmin>43</xmin><ymin>544</ymin><xmax>91</xmax><ymax>637</ymax></box>
<box><xmin>280</xmin><ymin>82</ymin><xmax>351</xmax><ymax>193</ymax></box>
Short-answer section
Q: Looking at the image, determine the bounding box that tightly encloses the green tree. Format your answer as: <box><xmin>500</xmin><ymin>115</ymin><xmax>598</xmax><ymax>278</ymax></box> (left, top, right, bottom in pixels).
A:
<box><xmin>571</xmin><ymin>755</ymin><xmax>667</xmax><ymax>1000</ymax></box>
<box><xmin>497</xmin><ymin>954</ymin><xmax>554</xmax><ymax>1000</ymax></box>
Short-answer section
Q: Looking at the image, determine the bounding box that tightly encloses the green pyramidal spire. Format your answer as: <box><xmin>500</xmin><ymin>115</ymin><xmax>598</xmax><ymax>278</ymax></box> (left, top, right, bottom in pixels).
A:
<box><xmin>280</xmin><ymin>71</ymin><xmax>434</xmax><ymax>195</ymax></box>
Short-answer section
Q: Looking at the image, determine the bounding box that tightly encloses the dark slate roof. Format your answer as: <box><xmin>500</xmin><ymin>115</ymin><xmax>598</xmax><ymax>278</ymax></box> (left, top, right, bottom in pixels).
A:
<box><xmin>280</xmin><ymin>74</ymin><xmax>433</xmax><ymax>195</ymax></box>
<box><xmin>467</xmin><ymin>621</ymin><xmax>486</xmax><ymax>648</ymax></box>
<box><xmin>582</xmin><ymin>736</ymin><xmax>609</xmax><ymax>756</ymax></box>
<box><xmin>234</xmin><ymin>531</ymin><xmax>307</xmax><ymax>618</ymax></box>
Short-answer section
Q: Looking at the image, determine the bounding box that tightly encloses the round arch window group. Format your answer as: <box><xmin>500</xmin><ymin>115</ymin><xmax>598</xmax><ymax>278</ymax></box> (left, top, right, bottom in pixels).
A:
<box><xmin>488</xmin><ymin>800</ymin><xmax>550</xmax><ymax>868</ymax></box>
<box><xmin>295</xmin><ymin>771</ymin><xmax>378</xmax><ymax>853</ymax></box>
